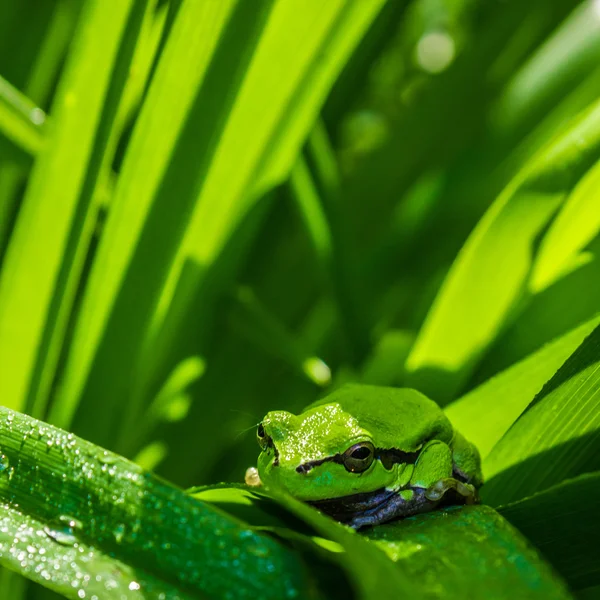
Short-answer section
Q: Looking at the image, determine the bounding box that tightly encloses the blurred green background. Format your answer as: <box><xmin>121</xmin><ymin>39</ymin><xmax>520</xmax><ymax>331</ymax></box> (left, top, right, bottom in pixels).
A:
<box><xmin>1</xmin><ymin>0</ymin><xmax>600</xmax><ymax>596</ymax></box>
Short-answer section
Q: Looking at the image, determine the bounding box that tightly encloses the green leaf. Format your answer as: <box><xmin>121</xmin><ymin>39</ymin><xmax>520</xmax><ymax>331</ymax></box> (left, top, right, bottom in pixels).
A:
<box><xmin>472</xmin><ymin>255</ymin><xmax>600</xmax><ymax>385</ymax></box>
<box><xmin>498</xmin><ymin>472</ymin><xmax>600</xmax><ymax>592</ymax></box>
<box><xmin>0</xmin><ymin>74</ymin><xmax>45</xmax><ymax>158</ymax></box>
<box><xmin>50</xmin><ymin>0</ymin><xmax>244</xmax><ymax>431</ymax></box>
<box><xmin>364</xmin><ymin>505</ymin><xmax>572</xmax><ymax>600</ymax></box>
<box><xmin>405</xmin><ymin>99</ymin><xmax>600</xmax><ymax>402</ymax></box>
<box><xmin>198</xmin><ymin>488</ymin><xmax>573</xmax><ymax>600</ymax></box>
<box><xmin>55</xmin><ymin>0</ymin><xmax>385</xmax><ymax>447</ymax></box>
<box><xmin>483</xmin><ymin>324</ymin><xmax>600</xmax><ymax>505</ymax></box>
<box><xmin>0</xmin><ymin>406</ymin><xmax>312</xmax><ymax>599</ymax></box>
<box><xmin>445</xmin><ymin>316</ymin><xmax>600</xmax><ymax>460</ymax></box>
<box><xmin>530</xmin><ymin>157</ymin><xmax>600</xmax><ymax>292</ymax></box>
<box><xmin>492</xmin><ymin>0</ymin><xmax>600</xmax><ymax>137</ymax></box>
<box><xmin>0</xmin><ymin>503</ymin><xmax>198</xmax><ymax>600</ymax></box>
<box><xmin>0</xmin><ymin>0</ymin><xmax>143</xmax><ymax>414</ymax></box>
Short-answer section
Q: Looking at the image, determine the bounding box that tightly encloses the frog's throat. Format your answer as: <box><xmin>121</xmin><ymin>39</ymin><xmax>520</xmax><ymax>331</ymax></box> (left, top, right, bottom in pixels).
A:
<box><xmin>295</xmin><ymin>447</ymin><xmax>420</xmax><ymax>475</ymax></box>
<box><xmin>307</xmin><ymin>478</ymin><xmax>476</xmax><ymax>527</ymax></box>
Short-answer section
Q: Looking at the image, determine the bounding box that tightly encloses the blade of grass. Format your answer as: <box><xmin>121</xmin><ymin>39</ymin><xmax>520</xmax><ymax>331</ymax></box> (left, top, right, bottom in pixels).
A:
<box><xmin>290</xmin><ymin>149</ymin><xmax>370</xmax><ymax>364</ymax></box>
<box><xmin>0</xmin><ymin>75</ymin><xmax>45</xmax><ymax>160</ymax></box>
<box><xmin>405</xmin><ymin>98</ymin><xmax>600</xmax><ymax>402</ymax></box>
<box><xmin>29</xmin><ymin>1</ymin><xmax>152</xmax><ymax>420</ymax></box>
<box><xmin>0</xmin><ymin>0</ymin><xmax>77</xmax><ymax>264</ymax></box>
<box><xmin>145</xmin><ymin>0</ymin><xmax>384</xmax><ymax>378</ymax></box>
<box><xmin>55</xmin><ymin>0</ymin><xmax>385</xmax><ymax>449</ymax></box>
<box><xmin>498</xmin><ymin>472</ymin><xmax>600</xmax><ymax>592</ymax></box>
<box><xmin>229</xmin><ymin>286</ymin><xmax>331</xmax><ymax>387</ymax></box>
<box><xmin>483</xmin><ymin>324</ymin><xmax>600</xmax><ymax>505</ymax></box>
<box><xmin>472</xmin><ymin>255</ymin><xmax>600</xmax><ymax>384</ymax></box>
<box><xmin>492</xmin><ymin>0</ymin><xmax>600</xmax><ymax>138</ymax></box>
<box><xmin>445</xmin><ymin>315</ymin><xmax>600</xmax><ymax>459</ymax></box>
<box><xmin>0</xmin><ymin>0</ymin><xmax>140</xmax><ymax>412</ymax></box>
<box><xmin>53</xmin><ymin>0</ymin><xmax>272</xmax><ymax>438</ymax></box>
<box><xmin>530</xmin><ymin>157</ymin><xmax>600</xmax><ymax>291</ymax></box>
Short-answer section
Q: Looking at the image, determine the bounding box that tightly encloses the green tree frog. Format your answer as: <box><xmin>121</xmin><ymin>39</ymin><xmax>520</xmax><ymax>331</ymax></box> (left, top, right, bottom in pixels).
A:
<box><xmin>252</xmin><ymin>384</ymin><xmax>483</xmax><ymax>529</ymax></box>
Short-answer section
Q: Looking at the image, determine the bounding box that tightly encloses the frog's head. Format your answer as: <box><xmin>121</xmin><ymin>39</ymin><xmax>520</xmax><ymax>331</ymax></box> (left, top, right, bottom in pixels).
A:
<box><xmin>256</xmin><ymin>403</ymin><xmax>399</xmax><ymax>501</ymax></box>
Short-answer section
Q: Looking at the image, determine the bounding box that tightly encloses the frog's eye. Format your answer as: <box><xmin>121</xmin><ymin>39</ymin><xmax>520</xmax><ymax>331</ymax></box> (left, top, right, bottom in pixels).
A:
<box><xmin>342</xmin><ymin>441</ymin><xmax>375</xmax><ymax>473</ymax></box>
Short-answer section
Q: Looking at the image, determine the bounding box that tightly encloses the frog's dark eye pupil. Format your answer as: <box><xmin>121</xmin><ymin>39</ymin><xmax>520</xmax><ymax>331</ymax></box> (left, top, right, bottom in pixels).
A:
<box><xmin>351</xmin><ymin>446</ymin><xmax>371</xmax><ymax>460</ymax></box>
<box><xmin>342</xmin><ymin>441</ymin><xmax>375</xmax><ymax>473</ymax></box>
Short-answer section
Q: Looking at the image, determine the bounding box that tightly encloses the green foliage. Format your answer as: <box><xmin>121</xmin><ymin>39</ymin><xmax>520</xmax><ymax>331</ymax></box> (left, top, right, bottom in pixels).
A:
<box><xmin>0</xmin><ymin>0</ymin><xmax>599</xmax><ymax>598</ymax></box>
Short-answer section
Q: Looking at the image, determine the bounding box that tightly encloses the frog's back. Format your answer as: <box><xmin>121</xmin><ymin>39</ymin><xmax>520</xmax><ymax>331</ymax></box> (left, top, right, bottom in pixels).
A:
<box><xmin>305</xmin><ymin>384</ymin><xmax>452</xmax><ymax>452</ymax></box>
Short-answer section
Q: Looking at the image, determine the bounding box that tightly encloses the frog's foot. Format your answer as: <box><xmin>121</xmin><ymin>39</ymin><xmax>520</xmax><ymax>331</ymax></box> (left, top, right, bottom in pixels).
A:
<box><xmin>424</xmin><ymin>477</ymin><xmax>479</xmax><ymax>504</ymax></box>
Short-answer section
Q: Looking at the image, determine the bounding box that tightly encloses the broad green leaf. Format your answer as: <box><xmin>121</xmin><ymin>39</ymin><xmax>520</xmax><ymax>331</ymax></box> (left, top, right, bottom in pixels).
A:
<box><xmin>445</xmin><ymin>316</ymin><xmax>600</xmax><ymax>460</ymax></box>
<box><xmin>405</xmin><ymin>99</ymin><xmax>600</xmax><ymax>402</ymax></box>
<box><xmin>473</xmin><ymin>255</ymin><xmax>600</xmax><ymax>382</ymax></box>
<box><xmin>198</xmin><ymin>488</ymin><xmax>572</xmax><ymax>600</ymax></box>
<box><xmin>483</xmin><ymin>324</ymin><xmax>600</xmax><ymax>505</ymax></box>
<box><xmin>530</xmin><ymin>157</ymin><xmax>600</xmax><ymax>292</ymax></box>
<box><xmin>0</xmin><ymin>504</ymin><xmax>198</xmax><ymax>600</ymax></box>
<box><xmin>364</xmin><ymin>505</ymin><xmax>571</xmax><ymax>600</ymax></box>
<box><xmin>196</xmin><ymin>485</ymin><xmax>419</xmax><ymax>599</ymax></box>
<box><xmin>0</xmin><ymin>0</ymin><xmax>141</xmax><ymax>412</ymax></box>
<box><xmin>498</xmin><ymin>472</ymin><xmax>600</xmax><ymax>592</ymax></box>
<box><xmin>0</xmin><ymin>406</ymin><xmax>312</xmax><ymax>599</ymax></box>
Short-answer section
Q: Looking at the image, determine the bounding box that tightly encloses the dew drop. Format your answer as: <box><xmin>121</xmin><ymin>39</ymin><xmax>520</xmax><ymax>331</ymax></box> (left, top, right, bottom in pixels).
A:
<box><xmin>97</xmin><ymin>452</ymin><xmax>117</xmax><ymax>465</ymax></box>
<box><xmin>0</xmin><ymin>455</ymin><xmax>10</xmax><ymax>473</ymax></box>
<box><xmin>44</xmin><ymin>516</ymin><xmax>81</xmax><ymax>546</ymax></box>
<box><xmin>59</xmin><ymin>515</ymin><xmax>83</xmax><ymax>531</ymax></box>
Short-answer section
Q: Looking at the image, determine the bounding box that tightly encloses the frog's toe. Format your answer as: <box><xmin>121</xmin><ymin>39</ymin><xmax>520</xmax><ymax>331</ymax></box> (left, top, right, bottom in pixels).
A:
<box><xmin>425</xmin><ymin>477</ymin><xmax>478</xmax><ymax>504</ymax></box>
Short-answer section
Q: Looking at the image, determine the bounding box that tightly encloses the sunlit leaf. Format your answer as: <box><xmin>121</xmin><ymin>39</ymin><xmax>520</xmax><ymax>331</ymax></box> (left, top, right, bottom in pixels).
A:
<box><xmin>405</xmin><ymin>99</ymin><xmax>600</xmax><ymax>402</ymax></box>
<box><xmin>530</xmin><ymin>157</ymin><xmax>600</xmax><ymax>292</ymax></box>
<box><xmin>483</xmin><ymin>324</ymin><xmax>600</xmax><ymax>505</ymax></box>
<box><xmin>445</xmin><ymin>316</ymin><xmax>600</xmax><ymax>459</ymax></box>
<box><xmin>0</xmin><ymin>407</ymin><xmax>312</xmax><ymax>599</ymax></box>
<box><xmin>0</xmin><ymin>75</ymin><xmax>45</xmax><ymax>158</ymax></box>
<box><xmin>0</xmin><ymin>0</ymin><xmax>143</xmax><ymax>414</ymax></box>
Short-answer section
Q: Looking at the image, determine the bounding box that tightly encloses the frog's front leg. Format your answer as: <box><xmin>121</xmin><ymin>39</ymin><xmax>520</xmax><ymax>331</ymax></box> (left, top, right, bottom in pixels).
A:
<box><xmin>425</xmin><ymin>478</ymin><xmax>479</xmax><ymax>504</ymax></box>
<box><xmin>347</xmin><ymin>440</ymin><xmax>455</xmax><ymax>529</ymax></box>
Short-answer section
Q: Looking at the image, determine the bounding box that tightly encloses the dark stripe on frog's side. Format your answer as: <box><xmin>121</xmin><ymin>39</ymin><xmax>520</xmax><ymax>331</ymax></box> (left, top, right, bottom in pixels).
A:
<box><xmin>295</xmin><ymin>447</ymin><xmax>420</xmax><ymax>474</ymax></box>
